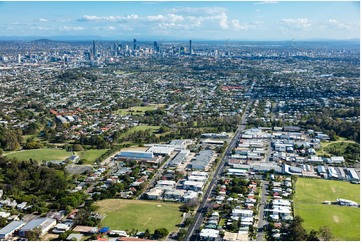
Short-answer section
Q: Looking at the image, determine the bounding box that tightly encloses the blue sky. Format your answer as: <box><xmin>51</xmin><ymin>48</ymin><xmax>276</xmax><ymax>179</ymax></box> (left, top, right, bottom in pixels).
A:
<box><xmin>0</xmin><ymin>1</ymin><xmax>359</xmax><ymax>40</ymax></box>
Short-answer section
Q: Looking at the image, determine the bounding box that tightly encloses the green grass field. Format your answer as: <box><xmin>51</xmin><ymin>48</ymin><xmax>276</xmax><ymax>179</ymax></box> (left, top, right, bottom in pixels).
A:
<box><xmin>316</xmin><ymin>137</ymin><xmax>356</xmax><ymax>156</ymax></box>
<box><xmin>96</xmin><ymin>199</ymin><xmax>183</xmax><ymax>233</ymax></box>
<box><xmin>294</xmin><ymin>178</ymin><xmax>360</xmax><ymax>241</ymax></box>
<box><xmin>115</xmin><ymin>104</ymin><xmax>165</xmax><ymax>116</ymax></box>
<box><xmin>5</xmin><ymin>148</ymin><xmax>71</xmax><ymax>162</ymax></box>
<box><xmin>78</xmin><ymin>149</ymin><xmax>108</xmax><ymax>164</ymax></box>
<box><xmin>119</xmin><ymin>125</ymin><xmax>160</xmax><ymax>139</ymax></box>
<box><xmin>5</xmin><ymin>148</ymin><xmax>109</xmax><ymax>164</ymax></box>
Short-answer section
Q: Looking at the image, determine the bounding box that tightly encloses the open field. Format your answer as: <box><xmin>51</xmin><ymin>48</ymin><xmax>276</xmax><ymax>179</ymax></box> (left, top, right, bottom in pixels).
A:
<box><xmin>115</xmin><ymin>104</ymin><xmax>165</xmax><ymax>116</ymax></box>
<box><xmin>294</xmin><ymin>178</ymin><xmax>360</xmax><ymax>241</ymax></box>
<box><xmin>119</xmin><ymin>125</ymin><xmax>160</xmax><ymax>139</ymax></box>
<box><xmin>95</xmin><ymin>199</ymin><xmax>183</xmax><ymax>233</ymax></box>
<box><xmin>5</xmin><ymin>149</ymin><xmax>71</xmax><ymax>162</ymax></box>
<box><xmin>78</xmin><ymin>149</ymin><xmax>108</xmax><ymax>164</ymax></box>
<box><xmin>5</xmin><ymin>148</ymin><xmax>109</xmax><ymax>164</ymax></box>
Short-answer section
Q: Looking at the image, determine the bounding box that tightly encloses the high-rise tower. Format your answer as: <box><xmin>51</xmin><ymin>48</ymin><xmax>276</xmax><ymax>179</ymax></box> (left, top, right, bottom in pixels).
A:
<box><xmin>92</xmin><ymin>40</ymin><xmax>97</xmax><ymax>58</ymax></box>
<box><xmin>133</xmin><ymin>39</ymin><xmax>137</xmax><ymax>50</ymax></box>
<box><xmin>189</xmin><ymin>40</ymin><xmax>192</xmax><ymax>55</ymax></box>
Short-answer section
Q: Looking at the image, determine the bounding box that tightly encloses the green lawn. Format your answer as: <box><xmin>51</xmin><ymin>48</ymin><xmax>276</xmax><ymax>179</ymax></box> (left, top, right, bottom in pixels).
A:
<box><xmin>96</xmin><ymin>199</ymin><xmax>183</xmax><ymax>233</ymax></box>
<box><xmin>78</xmin><ymin>149</ymin><xmax>108</xmax><ymax>164</ymax></box>
<box><xmin>294</xmin><ymin>178</ymin><xmax>360</xmax><ymax>241</ymax></box>
<box><xmin>5</xmin><ymin>149</ymin><xmax>71</xmax><ymax>162</ymax></box>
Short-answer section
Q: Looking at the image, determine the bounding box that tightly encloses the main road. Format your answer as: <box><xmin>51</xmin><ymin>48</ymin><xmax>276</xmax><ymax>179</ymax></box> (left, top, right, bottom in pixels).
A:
<box><xmin>185</xmin><ymin>101</ymin><xmax>252</xmax><ymax>241</ymax></box>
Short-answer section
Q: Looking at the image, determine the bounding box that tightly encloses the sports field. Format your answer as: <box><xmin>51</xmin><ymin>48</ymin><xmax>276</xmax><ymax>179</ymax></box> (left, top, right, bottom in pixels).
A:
<box><xmin>5</xmin><ymin>148</ymin><xmax>70</xmax><ymax>161</ymax></box>
<box><xmin>115</xmin><ymin>104</ymin><xmax>165</xmax><ymax>116</ymax></box>
<box><xmin>95</xmin><ymin>199</ymin><xmax>183</xmax><ymax>233</ymax></box>
<box><xmin>294</xmin><ymin>178</ymin><xmax>360</xmax><ymax>241</ymax></box>
<box><xmin>5</xmin><ymin>148</ymin><xmax>108</xmax><ymax>164</ymax></box>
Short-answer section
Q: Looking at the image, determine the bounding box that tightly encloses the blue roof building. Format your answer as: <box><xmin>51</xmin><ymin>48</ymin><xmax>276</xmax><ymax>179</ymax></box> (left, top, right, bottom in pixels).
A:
<box><xmin>0</xmin><ymin>221</ymin><xmax>26</xmax><ymax>240</ymax></box>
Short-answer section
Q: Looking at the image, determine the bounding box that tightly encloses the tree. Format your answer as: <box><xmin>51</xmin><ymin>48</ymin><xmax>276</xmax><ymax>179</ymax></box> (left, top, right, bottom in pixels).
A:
<box><xmin>72</xmin><ymin>144</ymin><xmax>84</xmax><ymax>151</ymax></box>
<box><xmin>25</xmin><ymin>227</ymin><xmax>42</xmax><ymax>241</ymax></box>
<box><xmin>318</xmin><ymin>226</ymin><xmax>333</xmax><ymax>241</ymax></box>
<box><xmin>184</xmin><ymin>217</ymin><xmax>194</xmax><ymax>227</ymax></box>
<box><xmin>307</xmin><ymin>230</ymin><xmax>320</xmax><ymax>241</ymax></box>
<box><xmin>153</xmin><ymin>228</ymin><xmax>169</xmax><ymax>240</ymax></box>
<box><xmin>177</xmin><ymin>229</ymin><xmax>187</xmax><ymax>241</ymax></box>
<box><xmin>282</xmin><ymin>215</ymin><xmax>308</xmax><ymax>241</ymax></box>
<box><xmin>0</xmin><ymin>217</ymin><xmax>7</xmax><ymax>227</ymax></box>
<box><xmin>144</xmin><ymin>229</ymin><xmax>151</xmax><ymax>239</ymax></box>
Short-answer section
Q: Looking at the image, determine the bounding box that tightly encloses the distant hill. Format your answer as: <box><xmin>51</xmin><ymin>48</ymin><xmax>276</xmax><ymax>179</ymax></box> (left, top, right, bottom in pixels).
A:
<box><xmin>32</xmin><ymin>38</ymin><xmax>57</xmax><ymax>43</ymax></box>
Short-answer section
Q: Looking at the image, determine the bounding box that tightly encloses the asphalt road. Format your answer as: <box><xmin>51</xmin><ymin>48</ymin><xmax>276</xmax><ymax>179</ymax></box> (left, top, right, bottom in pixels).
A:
<box><xmin>185</xmin><ymin>102</ymin><xmax>252</xmax><ymax>241</ymax></box>
<box><xmin>256</xmin><ymin>180</ymin><xmax>269</xmax><ymax>241</ymax></box>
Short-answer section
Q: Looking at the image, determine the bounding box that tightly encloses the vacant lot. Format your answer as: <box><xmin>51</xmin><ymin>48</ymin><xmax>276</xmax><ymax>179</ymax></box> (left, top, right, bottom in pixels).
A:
<box><xmin>95</xmin><ymin>199</ymin><xmax>183</xmax><ymax>233</ymax></box>
<box><xmin>294</xmin><ymin>178</ymin><xmax>360</xmax><ymax>241</ymax></box>
<box><xmin>5</xmin><ymin>149</ymin><xmax>71</xmax><ymax>162</ymax></box>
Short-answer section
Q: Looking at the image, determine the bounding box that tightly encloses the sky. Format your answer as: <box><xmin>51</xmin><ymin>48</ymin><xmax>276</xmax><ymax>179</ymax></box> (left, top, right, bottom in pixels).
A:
<box><xmin>0</xmin><ymin>1</ymin><xmax>359</xmax><ymax>41</ymax></box>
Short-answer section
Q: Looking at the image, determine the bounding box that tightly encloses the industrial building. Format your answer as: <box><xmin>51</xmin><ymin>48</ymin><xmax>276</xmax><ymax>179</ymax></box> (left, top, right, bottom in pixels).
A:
<box><xmin>19</xmin><ymin>217</ymin><xmax>56</xmax><ymax>237</ymax></box>
<box><xmin>116</xmin><ymin>151</ymin><xmax>154</xmax><ymax>159</ymax></box>
<box><xmin>168</xmin><ymin>150</ymin><xmax>190</xmax><ymax>167</ymax></box>
<box><xmin>191</xmin><ymin>150</ymin><xmax>215</xmax><ymax>170</ymax></box>
<box><xmin>146</xmin><ymin>146</ymin><xmax>174</xmax><ymax>156</ymax></box>
<box><xmin>0</xmin><ymin>221</ymin><xmax>26</xmax><ymax>240</ymax></box>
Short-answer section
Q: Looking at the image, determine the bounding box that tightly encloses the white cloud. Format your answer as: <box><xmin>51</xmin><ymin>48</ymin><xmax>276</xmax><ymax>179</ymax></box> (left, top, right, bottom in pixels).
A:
<box><xmin>60</xmin><ymin>26</ymin><xmax>85</xmax><ymax>31</ymax></box>
<box><xmin>78</xmin><ymin>15</ymin><xmax>138</xmax><ymax>22</ymax></box>
<box><xmin>255</xmin><ymin>1</ymin><xmax>279</xmax><ymax>5</ymax></box>
<box><xmin>218</xmin><ymin>12</ymin><xmax>229</xmax><ymax>29</ymax></box>
<box><xmin>232</xmin><ymin>20</ymin><xmax>262</xmax><ymax>31</ymax></box>
<box><xmin>280</xmin><ymin>18</ymin><xmax>311</xmax><ymax>31</ymax></box>
<box><xmin>169</xmin><ymin>7</ymin><xmax>227</xmax><ymax>16</ymax></box>
<box><xmin>38</xmin><ymin>18</ymin><xmax>48</xmax><ymax>22</ymax></box>
<box><xmin>104</xmin><ymin>26</ymin><xmax>116</xmax><ymax>31</ymax></box>
<box><xmin>146</xmin><ymin>15</ymin><xmax>165</xmax><ymax>22</ymax></box>
<box><xmin>232</xmin><ymin>20</ymin><xmax>246</xmax><ymax>31</ymax></box>
<box><xmin>328</xmin><ymin>19</ymin><xmax>356</xmax><ymax>30</ymax></box>
<box><xmin>77</xmin><ymin>9</ymin><xmax>232</xmax><ymax>32</ymax></box>
<box><xmin>168</xmin><ymin>14</ymin><xmax>184</xmax><ymax>22</ymax></box>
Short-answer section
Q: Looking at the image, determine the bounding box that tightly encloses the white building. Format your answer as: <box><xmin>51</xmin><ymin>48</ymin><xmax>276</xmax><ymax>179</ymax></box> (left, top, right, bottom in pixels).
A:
<box><xmin>199</xmin><ymin>229</ymin><xmax>219</xmax><ymax>241</ymax></box>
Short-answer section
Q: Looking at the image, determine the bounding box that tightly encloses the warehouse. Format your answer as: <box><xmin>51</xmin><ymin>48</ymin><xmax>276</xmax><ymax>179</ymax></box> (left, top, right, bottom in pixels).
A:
<box><xmin>0</xmin><ymin>221</ymin><xmax>26</xmax><ymax>240</ymax></box>
<box><xmin>19</xmin><ymin>217</ymin><xmax>56</xmax><ymax>237</ymax></box>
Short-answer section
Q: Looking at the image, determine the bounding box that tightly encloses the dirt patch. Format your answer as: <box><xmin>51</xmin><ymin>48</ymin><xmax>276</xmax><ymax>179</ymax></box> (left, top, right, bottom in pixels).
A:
<box><xmin>331</xmin><ymin>187</ymin><xmax>336</xmax><ymax>193</ymax></box>
<box><xmin>333</xmin><ymin>215</ymin><xmax>340</xmax><ymax>223</ymax></box>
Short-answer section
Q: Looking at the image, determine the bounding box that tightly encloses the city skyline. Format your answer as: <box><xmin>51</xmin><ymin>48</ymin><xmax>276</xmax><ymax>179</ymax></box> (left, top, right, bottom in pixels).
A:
<box><xmin>0</xmin><ymin>1</ymin><xmax>359</xmax><ymax>41</ymax></box>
